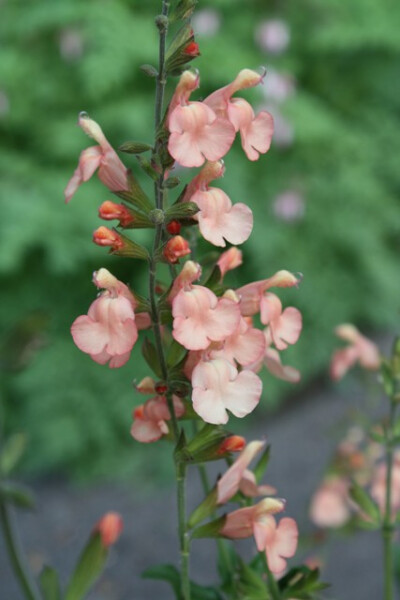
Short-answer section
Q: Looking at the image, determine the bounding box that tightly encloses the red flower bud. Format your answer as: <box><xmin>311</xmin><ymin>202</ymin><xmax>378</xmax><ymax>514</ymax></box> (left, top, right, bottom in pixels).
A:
<box><xmin>98</xmin><ymin>201</ymin><xmax>134</xmax><ymax>228</ymax></box>
<box><xmin>166</xmin><ymin>220</ymin><xmax>181</xmax><ymax>235</ymax></box>
<box><xmin>96</xmin><ymin>512</ymin><xmax>123</xmax><ymax>547</ymax></box>
<box><xmin>155</xmin><ymin>381</ymin><xmax>168</xmax><ymax>395</ymax></box>
<box><xmin>93</xmin><ymin>226</ymin><xmax>124</xmax><ymax>250</ymax></box>
<box><xmin>184</xmin><ymin>41</ymin><xmax>200</xmax><ymax>57</ymax></box>
<box><xmin>163</xmin><ymin>235</ymin><xmax>191</xmax><ymax>264</ymax></box>
<box><xmin>217</xmin><ymin>435</ymin><xmax>246</xmax><ymax>455</ymax></box>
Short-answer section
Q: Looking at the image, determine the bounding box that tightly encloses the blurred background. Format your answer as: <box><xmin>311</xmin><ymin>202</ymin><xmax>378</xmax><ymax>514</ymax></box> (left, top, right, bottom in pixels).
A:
<box><xmin>0</xmin><ymin>0</ymin><xmax>400</xmax><ymax>595</ymax></box>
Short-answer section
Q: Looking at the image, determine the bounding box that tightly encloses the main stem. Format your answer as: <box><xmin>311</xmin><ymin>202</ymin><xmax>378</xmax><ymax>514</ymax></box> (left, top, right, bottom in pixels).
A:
<box><xmin>151</xmin><ymin>3</ymin><xmax>191</xmax><ymax>598</ymax></box>
<box><xmin>0</xmin><ymin>500</ymin><xmax>40</xmax><ymax>600</ymax></box>
<box><xmin>383</xmin><ymin>401</ymin><xmax>396</xmax><ymax>600</ymax></box>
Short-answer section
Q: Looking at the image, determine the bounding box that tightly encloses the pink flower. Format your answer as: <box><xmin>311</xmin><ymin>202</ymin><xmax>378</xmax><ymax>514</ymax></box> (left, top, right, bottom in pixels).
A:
<box><xmin>330</xmin><ymin>324</ymin><xmax>380</xmax><ymax>381</ymax></box>
<box><xmin>273</xmin><ymin>190</ymin><xmax>305</xmax><ymax>222</ymax></box>
<box><xmin>221</xmin><ymin>501</ymin><xmax>297</xmax><ymax>575</ymax></box>
<box><xmin>237</xmin><ymin>270</ymin><xmax>301</xmax><ymax>317</ymax></box>
<box><xmin>217</xmin><ymin>440</ymin><xmax>272</xmax><ymax>504</ymax></box>
<box><xmin>246</xmin><ymin>329</ymin><xmax>301</xmax><ymax>383</ymax></box>
<box><xmin>168</xmin><ymin>261</ymin><xmax>202</xmax><ymax>303</ymax></box>
<box><xmin>192</xmin><ymin>358</ymin><xmax>262</xmax><ymax>424</ymax></box>
<box><xmin>185</xmin><ymin>161</ymin><xmax>253</xmax><ymax>247</ymax></box>
<box><xmin>64</xmin><ymin>113</ymin><xmax>129</xmax><ymax>203</ymax></box>
<box><xmin>309</xmin><ymin>478</ymin><xmax>351</xmax><ymax>528</ymax></box>
<box><xmin>71</xmin><ymin>268</ymin><xmax>138</xmax><ymax>368</ymax></box>
<box><xmin>255</xmin><ymin>20</ymin><xmax>290</xmax><ymax>55</ymax></box>
<box><xmin>167</xmin><ymin>72</ymin><xmax>235</xmax><ymax>168</ymax></box>
<box><xmin>213</xmin><ymin>312</ymin><xmax>266</xmax><ymax>367</ymax></box>
<box><xmin>204</xmin><ymin>69</ymin><xmax>274</xmax><ymax>161</ymax></box>
<box><xmin>217</xmin><ymin>247</ymin><xmax>243</xmax><ymax>278</ymax></box>
<box><xmin>131</xmin><ymin>395</ymin><xmax>185</xmax><ymax>443</ymax></box>
<box><xmin>95</xmin><ymin>512</ymin><xmax>123</xmax><ymax>547</ymax></box>
<box><xmin>260</xmin><ymin>293</ymin><xmax>302</xmax><ymax>351</ymax></box>
<box><xmin>172</xmin><ymin>285</ymin><xmax>240</xmax><ymax>350</ymax></box>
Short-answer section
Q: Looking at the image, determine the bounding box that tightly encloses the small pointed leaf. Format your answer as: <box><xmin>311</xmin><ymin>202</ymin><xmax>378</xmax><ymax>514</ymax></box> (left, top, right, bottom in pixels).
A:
<box><xmin>39</xmin><ymin>566</ymin><xmax>61</xmax><ymax>600</ymax></box>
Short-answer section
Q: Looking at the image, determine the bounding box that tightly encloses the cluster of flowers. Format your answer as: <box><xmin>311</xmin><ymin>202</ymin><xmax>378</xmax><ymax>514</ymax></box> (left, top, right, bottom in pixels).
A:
<box><xmin>65</xmin><ymin>64</ymin><xmax>304</xmax><ymax>580</ymax></box>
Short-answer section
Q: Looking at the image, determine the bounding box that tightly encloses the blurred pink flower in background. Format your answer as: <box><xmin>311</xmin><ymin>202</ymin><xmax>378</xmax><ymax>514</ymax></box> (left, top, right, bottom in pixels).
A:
<box><xmin>59</xmin><ymin>28</ymin><xmax>84</xmax><ymax>62</ymax></box>
<box><xmin>309</xmin><ymin>477</ymin><xmax>351</xmax><ymax>528</ymax></box>
<box><xmin>255</xmin><ymin>19</ymin><xmax>290</xmax><ymax>54</ymax></box>
<box><xmin>330</xmin><ymin>324</ymin><xmax>380</xmax><ymax>381</ymax></box>
<box><xmin>262</xmin><ymin>69</ymin><xmax>295</xmax><ymax>103</ymax></box>
<box><xmin>273</xmin><ymin>190</ymin><xmax>305</xmax><ymax>222</ymax></box>
<box><xmin>95</xmin><ymin>512</ymin><xmax>123</xmax><ymax>547</ymax></box>
<box><xmin>192</xmin><ymin>9</ymin><xmax>221</xmax><ymax>37</ymax></box>
<box><xmin>371</xmin><ymin>454</ymin><xmax>400</xmax><ymax>516</ymax></box>
<box><xmin>0</xmin><ymin>91</ymin><xmax>10</xmax><ymax>117</ymax></box>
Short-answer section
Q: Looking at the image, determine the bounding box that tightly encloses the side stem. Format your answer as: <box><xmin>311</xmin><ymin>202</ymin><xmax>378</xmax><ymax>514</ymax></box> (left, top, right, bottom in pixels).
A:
<box><xmin>0</xmin><ymin>500</ymin><xmax>40</xmax><ymax>600</ymax></box>
<box><xmin>177</xmin><ymin>462</ymin><xmax>191</xmax><ymax>600</ymax></box>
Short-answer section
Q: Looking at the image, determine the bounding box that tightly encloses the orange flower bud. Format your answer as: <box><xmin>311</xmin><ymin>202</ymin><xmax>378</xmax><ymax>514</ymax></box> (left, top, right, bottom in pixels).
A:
<box><xmin>218</xmin><ymin>435</ymin><xmax>246</xmax><ymax>455</ymax></box>
<box><xmin>93</xmin><ymin>226</ymin><xmax>124</xmax><ymax>250</ymax></box>
<box><xmin>166</xmin><ymin>220</ymin><xmax>181</xmax><ymax>235</ymax></box>
<box><xmin>155</xmin><ymin>381</ymin><xmax>168</xmax><ymax>395</ymax></box>
<box><xmin>98</xmin><ymin>201</ymin><xmax>134</xmax><ymax>228</ymax></box>
<box><xmin>163</xmin><ymin>235</ymin><xmax>191</xmax><ymax>264</ymax></box>
<box><xmin>96</xmin><ymin>512</ymin><xmax>123</xmax><ymax>547</ymax></box>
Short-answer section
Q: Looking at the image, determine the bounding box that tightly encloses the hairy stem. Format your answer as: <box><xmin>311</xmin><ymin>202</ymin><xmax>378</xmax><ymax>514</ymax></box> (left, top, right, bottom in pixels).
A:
<box><xmin>383</xmin><ymin>401</ymin><xmax>396</xmax><ymax>600</ymax></box>
<box><xmin>0</xmin><ymin>500</ymin><xmax>40</xmax><ymax>600</ymax></box>
<box><xmin>177</xmin><ymin>462</ymin><xmax>191</xmax><ymax>600</ymax></box>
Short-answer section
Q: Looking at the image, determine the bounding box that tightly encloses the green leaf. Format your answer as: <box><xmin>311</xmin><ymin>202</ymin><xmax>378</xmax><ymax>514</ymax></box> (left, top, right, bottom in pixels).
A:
<box><xmin>139</xmin><ymin>64</ymin><xmax>158</xmax><ymax>78</ymax></box>
<box><xmin>166</xmin><ymin>339</ymin><xmax>187</xmax><ymax>369</ymax></box>
<box><xmin>188</xmin><ymin>488</ymin><xmax>218</xmax><ymax>529</ymax></box>
<box><xmin>111</xmin><ymin>230</ymin><xmax>149</xmax><ymax>261</ymax></box>
<box><xmin>254</xmin><ymin>445</ymin><xmax>271</xmax><ymax>484</ymax></box>
<box><xmin>349</xmin><ymin>481</ymin><xmax>381</xmax><ymax>526</ymax></box>
<box><xmin>165</xmin><ymin>202</ymin><xmax>199</xmax><ymax>222</ymax></box>
<box><xmin>115</xmin><ymin>171</ymin><xmax>153</xmax><ymax>213</ymax></box>
<box><xmin>0</xmin><ymin>482</ymin><xmax>35</xmax><ymax>509</ymax></box>
<box><xmin>236</xmin><ymin>559</ymin><xmax>270</xmax><ymax>600</ymax></box>
<box><xmin>65</xmin><ymin>532</ymin><xmax>107</xmax><ymax>600</ymax></box>
<box><xmin>39</xmin><ymin>566</ymin><xmax>61</xmax><ymax>600</ymax></box>
<box><xmin>119</xmin><ymin>141</ymin><xmax>153</xmax><ymax>154</ymax></box>
<box><xmin>141</xmin><ymin>338</ymin><xmax>162</xmax><ymax>378</ymax></box>
<box><xmin>164</xmin><ymin>176</ymin><xmax>181</xmax><ymax>189</ymax></box>
<box><xmin>142</xmin><ymin>564</ymin><xmax>223</xmax><ymax>600</ymax></box>
<box><xmin>279</xmin><ymin>566</ymin><xmax>330</xmax><ymax>599</ymax></box>
<box><xmin>0</xmin><ymin>433</ymin><xmax>27</xmax><ymax>476</ymax></box>
<box><xmin>136</xmin><ymin>155</ymin><xmax>160</xmax><ymax>181</ymax></box>
<box><xmin>191</xmin><ymin>515</ymin><xmax>226</xmax><ymax>539</ymax></box>
<box><xmin>380</xmin><ymin>360</ymin><xmax>394</xmax><ymax>397</ymax></box>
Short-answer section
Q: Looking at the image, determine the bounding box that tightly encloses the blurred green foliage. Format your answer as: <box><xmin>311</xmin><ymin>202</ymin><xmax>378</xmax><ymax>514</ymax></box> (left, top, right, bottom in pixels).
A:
<box><xmin>0</xmin><ymin>0</ymin><xmax>399</xmax><ymax>479</ymax></box>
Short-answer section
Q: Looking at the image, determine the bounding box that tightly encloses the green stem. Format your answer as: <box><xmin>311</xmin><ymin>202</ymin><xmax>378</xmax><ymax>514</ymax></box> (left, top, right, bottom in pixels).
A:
<box><xmin>383</xmin><ymin>401</ymin><xmax>396</xmax><ymax>600</ymax></box>
<box><xmin>0</xmin><ymin>500</ymin><xmax>40</xmax><ymax>600</ymax></box>
<box><xmin>261</xmin><ymin>552</ymin><xmax>280</xmax><ymax>600</ymax></box>
<box><xmin>177</xmin><ymin>462</ymin><xmax>191</xmax><ymax>600</ymax></box>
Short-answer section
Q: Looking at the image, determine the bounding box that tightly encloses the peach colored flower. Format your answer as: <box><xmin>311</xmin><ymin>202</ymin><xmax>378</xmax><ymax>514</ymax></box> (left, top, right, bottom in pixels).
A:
<box><xmin>217</xmin><ymin>247</ymin><xmax>243</xmax><ymax>278</ymax></box>
<box><xmin>330</xmin><ymin>324</ymin><xmax>380</xmax><ymax>381</ymax></box>
<box><xmin>168</xmin><ymin>261</ymin><xmax>202</xmax><ymax>303</ymax></box>
<box><xmin>71</xmin><ymin>268</ymin><xmax>138</xmax><ymax>368</ymax></box>
<box><xmin>212</xmin><ymin>313</ymin><xmax>266</xmax><ymax>367</ymax></box>
<box><xmin>192</xmin><ymin>358</ymin><xmax>262</xmax><ymax>424</ymax></box>
<box><xmin>167</xmin><ymin>72</ymin><xmax>235</xmax><ymax>167</ymax></box>
<box><xmin>131</xmin><ymin>395</ymin><xmax>185</xmax><ymax>443</ymax></box>
<box><xmin>309</xmin><ymin>478</ymin><xmax>351</xmax><ymax>528</ymax></box>
<box><xmin>217</xmin><ymin>440</ymin><xmax>269</xmax><ymax>504</ymax></box>
<box><xmin>93</xmin><ymin>226</ymin><xmax>124</xmax><ymax>251</ymax></box>
<box><xmin>172</xmin><ymin>285</ymin><xmax>240</xmax><ymax>350</ymax></box>
<box><xmin>64</xmin><ymin>113</ymin><xmax>129</xmax><ymax>202</ymax></box>
<box><xmin>371</xmin><ymin>455</ymin><xmax>400</xmax><ymax>516</ymax></box>
<box><xmin>204</xmin><ymin>69</ymin><xmax>274</xmax><ymax>161</ymax></box>
<box><xmin>95</xmin><ymin>512</ymin><xmax>123</xmax><ymax>547</ymax></box>
<box><xmin>237</xmin><ymin>270</ymin><xmax>301</xmax><ymax>316</ymax></box>
<box><xmin>260</xmin><ymin>293</ymin><xmax>302</xmax><ymax>351</ymax></box>
<box><xmin>245</xmin><ymin>329</ymin><xmax>301</xmax><ymax>383</ymax></box>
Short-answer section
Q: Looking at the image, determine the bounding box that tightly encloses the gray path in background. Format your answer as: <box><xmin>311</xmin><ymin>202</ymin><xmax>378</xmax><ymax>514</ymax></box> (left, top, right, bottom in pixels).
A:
<box><xmin>0</xmin><ymin>378</ymin><xmax>395</xmax><ymax>600</ymax></box>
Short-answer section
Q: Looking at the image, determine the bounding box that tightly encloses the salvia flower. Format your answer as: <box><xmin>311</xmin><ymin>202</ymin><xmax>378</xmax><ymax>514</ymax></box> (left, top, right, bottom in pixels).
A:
<box><xmin>93</xmin><ymin>226</ymin><xmax>124</xmax><ymax>251</ymax></box>
<box><xmin>309</xmin><ymin>477</ymin><xmax>351</xmax><ymax>528</ymax></box>
<box><xmin>131</xmin><ymin>395</ymin><xmax>185</xmax><ymax>443</ymax></box>
<box><xmin>191</xmin><ymin>358</ymin><xmax>262</xmax><ymax>424</ymax></box>
<box><xmin>330</xmin><ymin>324</ymin><xmax>380</xmax><ymax>381</ymax></box>
<box><xmin>71</xmin><ymin>268</ymin><xmax>138</xmax><ymax>368</ymax></box>
<box><xmin>185</xmin><ymin>161</ymin><xmax>253</xmax><ymax>247</ymax></box>
<box><xmin>64</xmin><ymin>113</ymin><xmax>129</xmax><ymax>203</ymax></box>
<box><xmin>204</xmin><ymin>69</ymin><xmax>274</xmax><ymax>161</ymax></box>
<box><xmin>167</xmin><ymin>71</ymin><xmax>235</xmax><ymax>167</ymax></box>
<box><xmin>260</xmin><ymin>293</ymin><xmax>302</xmax><ymax>351</ymax></box>
<box><xmin>163</xmin><ymin>235</ymin><xmax>191</xmax><ymax>263</ymax></box>
<box><xmin>217</xmin><ymin>247</ymin><xmax>243</xmax><ymax>278</ymax></box>
<box><xmin>237</xmin><ymin>269</ymin><xmax>301</xmax><ymax>317</ymax></box>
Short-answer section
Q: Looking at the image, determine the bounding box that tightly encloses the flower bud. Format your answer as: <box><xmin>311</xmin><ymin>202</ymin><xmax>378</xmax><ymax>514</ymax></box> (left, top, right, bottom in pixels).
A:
<box><xmin>136</xmin><ymin>376</ymin><xmax>156</xmax><ymax>394</ymax></box>
<box><xmin>155</xmin><ymin>381</ymin><xmax>168</xmax><ymax>395</ymax></box>
<box><xmin>163</xmin><ymin>236</ymin><xmax>191</xmax><ymax>264</ymax></box>
<box><xmin>217</xmin><ymin>435</ymin><xmax>246</xmax><ymax>454</ymax></box>
<box><xmin>98</xmin><ymin>201</ymin><xmax>135</xmax><ymax>228</ymax></box>
<box><xmin>166</xmin><ymin>220</ymin><xmax>181</xmax><ymax>235</ymax></box>
<box><xmin>184</xmin><ymin>41</ymin><xmax>200</xmax><ymax>57</ymax></box>
<box><xmin>93</xmin><ymin>226</ymin><xmax>124</xmax><ymax>250</ymax></box>
<box><xmin>96</xmin><ymin>512</ymin><xmax>123</xmax><ymax>547</ymax></box>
